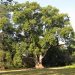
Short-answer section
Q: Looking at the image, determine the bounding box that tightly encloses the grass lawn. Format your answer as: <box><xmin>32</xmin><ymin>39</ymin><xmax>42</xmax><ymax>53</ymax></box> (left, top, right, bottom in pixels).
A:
<box><xmin>0</xmin><ymin>68</ymin><xmax>75</xmax><ymax>75</ymax></box>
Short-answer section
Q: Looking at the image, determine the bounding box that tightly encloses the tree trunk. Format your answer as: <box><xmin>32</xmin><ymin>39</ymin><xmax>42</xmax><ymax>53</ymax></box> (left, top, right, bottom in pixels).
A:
<box><xmin>35</xmin><ymin>55</ymin><xmax>44</xmax><ymax>69</ymax></box>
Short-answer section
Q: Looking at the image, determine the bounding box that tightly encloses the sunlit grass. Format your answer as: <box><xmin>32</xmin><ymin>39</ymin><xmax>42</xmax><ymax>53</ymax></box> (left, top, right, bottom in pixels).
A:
<box><xmin>65</xmin><ymin>64</ymin><xmax>75</xmax><ymax>69</ymax></box>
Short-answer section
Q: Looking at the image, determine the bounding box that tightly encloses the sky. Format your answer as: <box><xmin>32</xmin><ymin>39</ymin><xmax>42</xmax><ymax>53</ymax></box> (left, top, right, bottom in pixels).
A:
<box><xmin>15</xmin><ymin>0</ymin><xmax>75</xmax><ymax>32</ymax></box>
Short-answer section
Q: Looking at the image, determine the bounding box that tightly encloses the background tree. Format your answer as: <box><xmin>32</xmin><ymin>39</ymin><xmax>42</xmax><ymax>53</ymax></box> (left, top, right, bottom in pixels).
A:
<box><xmin>0</xmin><ymin>0</ymin><xmax>16</xmax><ymax>69</ymax></box>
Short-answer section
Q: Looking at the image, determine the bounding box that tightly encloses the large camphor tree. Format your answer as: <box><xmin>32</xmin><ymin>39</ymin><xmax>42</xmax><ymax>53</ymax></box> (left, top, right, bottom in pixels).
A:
<box><xmin>0</xmin><ymin>1</ymin><xmax>74</xmax><ymax>68</ymax></box>
<box><xmin>13</xmin><ymin>2</ymin><xmax>73</xmax><ymax>68</ymax></box>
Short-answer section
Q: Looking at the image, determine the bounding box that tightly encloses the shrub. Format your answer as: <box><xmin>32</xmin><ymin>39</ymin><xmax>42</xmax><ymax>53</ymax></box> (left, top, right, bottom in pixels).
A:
<box><xmin>13</xmin><ymin>52</ymin><xmax>22</xmax><ymax>68</ymax></box>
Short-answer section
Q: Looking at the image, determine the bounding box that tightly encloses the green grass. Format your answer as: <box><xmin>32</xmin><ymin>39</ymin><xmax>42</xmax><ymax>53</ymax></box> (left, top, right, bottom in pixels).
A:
<box><xmin>0</xmin><ymin>68</ymin><xmax>75</xmax><ymax>75</ymax></box>
<box><xmin>65</xmin><ymin>64</ymin><xmax>75</xmax><ymax>69</ymax></box>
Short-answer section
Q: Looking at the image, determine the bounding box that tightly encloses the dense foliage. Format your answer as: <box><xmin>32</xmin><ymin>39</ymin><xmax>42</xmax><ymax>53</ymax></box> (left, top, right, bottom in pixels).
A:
<box><xmin>0</xmin><ymin>1</ymin><xmax>75</xmax><ymax>69</ymax></box>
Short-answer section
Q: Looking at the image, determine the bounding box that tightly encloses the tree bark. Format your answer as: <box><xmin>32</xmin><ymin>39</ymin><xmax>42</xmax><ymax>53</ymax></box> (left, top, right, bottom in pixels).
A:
<box><xmin>35</xmin><ymin>55</ymin><xmax>44</xmax><ymax>69</ymax></box>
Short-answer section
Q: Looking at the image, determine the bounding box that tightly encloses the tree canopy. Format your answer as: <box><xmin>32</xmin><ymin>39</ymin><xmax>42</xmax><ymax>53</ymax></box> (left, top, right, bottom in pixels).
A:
<box><xmin>0</xmin><ymin>1</ymin><xmax>74</xmax><ymax>69</ymax></box>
